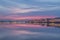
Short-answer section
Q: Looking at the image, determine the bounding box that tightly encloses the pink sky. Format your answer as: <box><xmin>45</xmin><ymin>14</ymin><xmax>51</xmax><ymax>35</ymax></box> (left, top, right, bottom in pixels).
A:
<box><xmin>0</xmin><ymin>15</ymin><xmax>55</xmax><ymax>20</ymax></box>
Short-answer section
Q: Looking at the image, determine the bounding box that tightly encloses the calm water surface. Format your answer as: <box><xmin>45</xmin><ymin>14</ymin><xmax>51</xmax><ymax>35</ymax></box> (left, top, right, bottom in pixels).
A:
<box><xmin>0</xmin><ymin>24</ymin><xmax>60</xmax><ymax>40</ymax></box>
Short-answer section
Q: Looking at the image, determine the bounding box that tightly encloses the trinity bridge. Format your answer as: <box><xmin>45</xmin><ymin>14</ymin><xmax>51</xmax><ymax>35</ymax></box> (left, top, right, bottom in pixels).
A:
<box><xmin>0</xmin><ymin>17</ymin><xmax>60</xmax><ymax>27</ymax></box>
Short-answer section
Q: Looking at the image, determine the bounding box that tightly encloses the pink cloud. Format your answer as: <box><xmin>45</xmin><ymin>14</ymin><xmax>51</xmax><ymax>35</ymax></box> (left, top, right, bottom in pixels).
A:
<box><xmin>0</xmin><ymin>15</ymin><xmax>55</xmax><ymax>20</ymax></box>
<box><xmin>9</xmin><ymin>8</ymin><xmax>39</xmax><ymax>14</ymax></box>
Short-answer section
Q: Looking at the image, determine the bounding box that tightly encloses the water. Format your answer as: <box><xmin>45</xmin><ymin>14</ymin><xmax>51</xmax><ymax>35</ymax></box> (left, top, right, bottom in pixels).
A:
<box><xmin>0</xmin><ymin>23</ymin><xmax>60</xmax><ymax>40</ymax></box>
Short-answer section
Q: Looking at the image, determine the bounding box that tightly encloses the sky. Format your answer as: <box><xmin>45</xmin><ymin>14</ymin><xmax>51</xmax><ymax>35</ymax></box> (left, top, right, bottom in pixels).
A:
<box><xmin>0</xmin><ymin>0</ymin><xmax>60</xmax><ymax>18</ymax></box>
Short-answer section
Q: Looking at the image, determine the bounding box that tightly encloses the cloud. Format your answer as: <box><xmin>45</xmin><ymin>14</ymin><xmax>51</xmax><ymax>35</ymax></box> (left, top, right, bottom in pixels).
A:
<box><xmin>0</xmin><ymin>0</ymin><xmax>60</xmax><ymax>13</ymax></box>
<box><xmin>1</xmin><ymin>0</ymin><xmax>35</xmax><ymax>8</ymax></box>
<box><xmin>35</xmin><ymin>0</ymin><xmax>60</xmax><ymax>2</ymax></box>
<box><xmin>9</xmin><ymin>8</ymin><xmax>39</xmax><ymax>13</ymax></box>
<box><xmin>0</xmin><ymin>0</ymin><xmax>60</xmax><ymax>16</ymax></box>
<box><xmin>0</xmin><ymin>0</ymin><xmax>39</xmax><ymax>14</ymax></box>
<box><xmin>0</xmin><ymin>5</ymin><xmax>60</xmax><ymax>14</ymax></box>
<box><xmin>0</xmin><ymin>6</ymin><xmax>59</xmax><ymax>14</ymax></box>
<box><xmin>39</xmin><ymin>6</ymin><xmax>60</xmax><ymax>11</ymax></box>
<box><xmin>0</xmin><ymin>15</ymin><xmax>55</xmax><ymax>20</ymax></box>
<box><xmin>11</xmin><ymin>6</ymin><xmax>60</xmax><ymax>14</ymax></box>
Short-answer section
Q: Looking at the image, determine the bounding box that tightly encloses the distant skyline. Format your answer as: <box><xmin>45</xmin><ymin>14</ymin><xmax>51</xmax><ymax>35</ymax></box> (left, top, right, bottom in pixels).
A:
<box><xmin>0</xmin><ymin>0</ymin><xmax>60</xmax><ymax>19</ymax></box>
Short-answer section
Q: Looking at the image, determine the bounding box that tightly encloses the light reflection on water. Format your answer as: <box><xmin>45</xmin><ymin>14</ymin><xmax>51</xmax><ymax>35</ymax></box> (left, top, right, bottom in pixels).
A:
<box><xmin>0</xmin><ymin>23</ymin><xmax>60</xmax><ymax>28</ymax></box>
<box><xmin>0</xmin><ymin>24</ymin><xmax>60</xmax><ymax>40</ymax></box>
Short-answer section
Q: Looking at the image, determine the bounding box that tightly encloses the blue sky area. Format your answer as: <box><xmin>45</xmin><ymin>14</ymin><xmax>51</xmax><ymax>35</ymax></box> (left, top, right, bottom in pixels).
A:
<box><xmin>0</xmin><ymin>0</ymin><xmax>60</xmax><ymax>16</ymax></box>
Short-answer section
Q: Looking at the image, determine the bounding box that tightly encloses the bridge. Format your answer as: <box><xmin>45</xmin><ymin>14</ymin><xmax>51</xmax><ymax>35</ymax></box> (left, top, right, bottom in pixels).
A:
<box><xmin>0</xmin><ymin>17</ymin><xmax>60</xmax><ymax>27</ymax></box>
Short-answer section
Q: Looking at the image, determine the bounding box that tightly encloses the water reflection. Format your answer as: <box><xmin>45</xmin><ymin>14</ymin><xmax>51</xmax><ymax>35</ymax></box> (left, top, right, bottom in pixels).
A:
<box><xmin>0</xmin><ymin>27</ymin><xmax>60</xmax><ymax>40</ymax></box>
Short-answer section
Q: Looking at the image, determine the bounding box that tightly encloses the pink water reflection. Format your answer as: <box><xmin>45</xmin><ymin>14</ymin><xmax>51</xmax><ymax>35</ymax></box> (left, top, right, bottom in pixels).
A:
<box><xmin>0</xmin><ymin>24</ymin><xmax>47</xmax><ymax>28</ymax></box>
